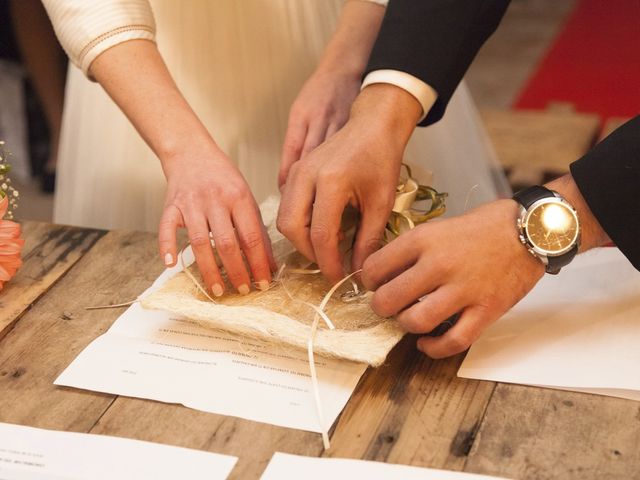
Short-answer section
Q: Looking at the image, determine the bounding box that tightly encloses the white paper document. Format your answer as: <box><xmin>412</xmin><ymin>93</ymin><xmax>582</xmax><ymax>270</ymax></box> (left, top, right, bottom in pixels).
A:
<box><xmin>0</xmin><ymin>422</ymin><xmax>236</xmax><ymax>480</ymax></box>
<box><xmin>260</xmin><ymin>453</ymin><xmax>510</xmax><ymax>479</ymax></box>
<box><xmin>459</xmin><ymin>248</ymin><xmax>640</xmax><ymax>400</ymax></box>
<box><xmin>55</xmin><ymin>252</ymin><xmax>367</xmax><ymax>433</ymax></box>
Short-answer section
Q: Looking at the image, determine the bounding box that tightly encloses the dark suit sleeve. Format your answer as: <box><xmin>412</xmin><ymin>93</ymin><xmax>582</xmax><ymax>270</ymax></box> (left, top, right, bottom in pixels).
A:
<box><xmin>365</xmin><ymin>0</ymin><xmax>510</xmax><ymax>126</ymax></box>
<box><xmin>570</xmin><ymin>116</ymin><xmax>640</xmax><ymax>270</ymax></box>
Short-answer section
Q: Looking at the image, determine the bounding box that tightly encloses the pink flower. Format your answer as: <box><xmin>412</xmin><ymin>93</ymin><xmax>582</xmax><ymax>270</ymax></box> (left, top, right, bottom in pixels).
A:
<box><xmin>0</xmin><ymin>195</ymin><xmax>23</xmax><ymax>291</ymax></box>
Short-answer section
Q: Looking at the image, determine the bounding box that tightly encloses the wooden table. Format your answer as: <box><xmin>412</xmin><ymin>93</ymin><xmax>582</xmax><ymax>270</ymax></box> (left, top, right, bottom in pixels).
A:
<box><xmin>1</xmin><ymin>222</ymin><xmax>639</xmax><ymax>480</ymax></box>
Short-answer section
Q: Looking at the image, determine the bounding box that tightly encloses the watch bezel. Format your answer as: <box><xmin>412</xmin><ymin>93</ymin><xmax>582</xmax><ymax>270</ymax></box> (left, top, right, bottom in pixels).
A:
<box><xmin>519</xmin><ymin>196</ymin><xmax>580</xmax><ymax>258</ymax></box>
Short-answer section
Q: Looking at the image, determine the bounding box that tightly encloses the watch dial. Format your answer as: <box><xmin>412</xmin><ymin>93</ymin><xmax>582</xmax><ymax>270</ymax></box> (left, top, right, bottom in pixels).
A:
<box><xmin>526</xmin><ymin>202</ymin><xmax>579</xmax><ymax>254</ymax></box>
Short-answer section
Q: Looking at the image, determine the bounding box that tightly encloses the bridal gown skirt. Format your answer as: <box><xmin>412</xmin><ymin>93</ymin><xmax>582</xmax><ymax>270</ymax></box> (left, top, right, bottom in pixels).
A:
<box><xmin>54</xmin><ymin>0</ymin><xmax>509</xmax><ymax>232</ymax></box>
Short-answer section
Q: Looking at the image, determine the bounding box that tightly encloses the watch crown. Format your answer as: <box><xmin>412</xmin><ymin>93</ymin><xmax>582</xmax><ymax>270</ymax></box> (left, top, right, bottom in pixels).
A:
<box><xmin>519</xmin><ymin>234</ymin><xmax>527</xmax><ymax>245</ymax></box>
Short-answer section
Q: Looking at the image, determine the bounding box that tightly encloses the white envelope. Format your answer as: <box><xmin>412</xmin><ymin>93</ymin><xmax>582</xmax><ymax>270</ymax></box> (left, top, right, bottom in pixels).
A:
<box><xmin>260</xmin><ymin>452</ymin><xmax>510</xmax><ymax>479</ymax></box>
<box><xmin>459</xmin><ymin>247</ymin><xmax>640</xmax><ymax>400</ymax></box>
<box><xmin>0</xmin><ymin>422</ymin><xmax>237</xmax><ymax>480</ymax></box>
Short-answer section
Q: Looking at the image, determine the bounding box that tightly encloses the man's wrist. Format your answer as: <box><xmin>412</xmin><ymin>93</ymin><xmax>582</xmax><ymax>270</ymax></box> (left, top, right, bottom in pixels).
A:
<box><xmin>545</xmin><ymin>174</ymin><xmax>610</xmax><ymax>252</ymax></box>
<box><xmin>361</xmin><ymin>70</ymin><xmax>437</xmax><ymax>123</ymax></box>
<box><xmin>350</xmin><ymin>83</ymin><xmax>422</xmax><ymax>146</ymax></box>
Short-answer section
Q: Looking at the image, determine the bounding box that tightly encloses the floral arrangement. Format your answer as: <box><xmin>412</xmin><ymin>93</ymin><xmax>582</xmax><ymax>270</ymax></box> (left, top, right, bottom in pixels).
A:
<box><xmin>0</xmin><ymin>141</ymin><xmax>23</xmax><ymax>291</ymax></box>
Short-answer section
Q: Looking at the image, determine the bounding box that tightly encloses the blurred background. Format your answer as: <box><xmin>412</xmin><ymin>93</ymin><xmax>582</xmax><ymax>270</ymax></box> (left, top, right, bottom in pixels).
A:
<box><xmin>0</xmin><ymin>0</ymin><xmax>637</xmax><ymax>224</ymax></box>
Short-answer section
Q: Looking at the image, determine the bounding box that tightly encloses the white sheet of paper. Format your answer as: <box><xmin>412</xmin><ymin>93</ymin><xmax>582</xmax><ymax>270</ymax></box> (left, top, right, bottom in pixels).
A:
<box><xmin>0</xmin><ymin>422</ymin><xmax>236</xmax><ymax>480</ymax></box>
<box><xmin>459</xmin><ymin>248</ymin><xmax>640</xmax><ymax>400</ymax></box>
<box><xmin>54</xmin><ymin>250</ymin><xmax>367</xmax><ymax>433</ymax></box>
<box><xmin>260</xmin><ymin>453</ymin><xmax>510</xmax><ymax>480</ymax></box>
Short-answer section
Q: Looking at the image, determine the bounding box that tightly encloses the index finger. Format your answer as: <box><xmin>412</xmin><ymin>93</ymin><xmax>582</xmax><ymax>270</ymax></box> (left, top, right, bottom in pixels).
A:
<box><xmin>351</xmin><ymin>200</ymin><xmax>392</xmax><ymax>273</ymax></box>
<box><xmin>300</xmin><ymin>122</ymin><xmax>328</xmax><ymax>159</ymax></box>
<box><xmin>279</xmin><ymin>120</ymin><xmax>307</xmax><ymax>188</ymax></box>
<box><xmin>277</xmin><ymin>165</ymin><xmax>316</xmax><ymax>263</ymax></box>
<box><xmin>361</xmin><ymin>228</ymin><xmax>423</xmax><ymax>291</ymax></box>
<box><xmin>310</xmin><ymin>183</ymin><xmax>348</xmax><ymax>282</ymax></box>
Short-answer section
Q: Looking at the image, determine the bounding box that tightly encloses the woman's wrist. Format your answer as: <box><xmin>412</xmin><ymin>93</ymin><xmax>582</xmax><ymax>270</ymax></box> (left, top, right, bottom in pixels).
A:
<box><xmin>315</xmin><ymin>58</ymin><xmax>363</xmax><ymax>84</ymax></box>
<box><xmin>315</xmin><ymin>0</ymin><xmax>386</xmax><ymax>81</ymax></box>
<box><xmin>159</xmin><ymin>135</ymin><xmax>227</xmax><ymax>180</ymax></box>
<box><xmin>315</xmin><ymin>38</ymin><xmax>369</xmax><ymax>81</ymax></box>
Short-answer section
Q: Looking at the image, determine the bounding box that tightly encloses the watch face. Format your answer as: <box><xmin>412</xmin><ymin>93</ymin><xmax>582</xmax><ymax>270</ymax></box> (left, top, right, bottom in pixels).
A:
<box><xmin>525</xmin><ymin>199</ymin><xmax>579</xmax><ymax>255</ymax></box>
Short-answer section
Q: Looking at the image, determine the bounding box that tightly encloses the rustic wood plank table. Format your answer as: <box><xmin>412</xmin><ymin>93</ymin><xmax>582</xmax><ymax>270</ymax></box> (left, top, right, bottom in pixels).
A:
<box><xmin>1</xmin><ymin>223</ymin><xmax>639</xmax><ymax>479</ymax></box>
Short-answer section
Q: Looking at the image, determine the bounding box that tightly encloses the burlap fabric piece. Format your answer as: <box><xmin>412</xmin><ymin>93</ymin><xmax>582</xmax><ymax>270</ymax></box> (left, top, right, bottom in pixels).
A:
<box><xmin>141</xmin><ymin>201</ymin><xmax>404</xmax><ymax>366</ymax></box>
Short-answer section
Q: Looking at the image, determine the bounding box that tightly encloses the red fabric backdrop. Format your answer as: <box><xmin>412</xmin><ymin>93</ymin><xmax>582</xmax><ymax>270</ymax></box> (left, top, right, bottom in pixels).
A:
<box><xmin>514</xmin><ymin>0</ymin><xmax>640</xmax><ymax>121</ymax></box>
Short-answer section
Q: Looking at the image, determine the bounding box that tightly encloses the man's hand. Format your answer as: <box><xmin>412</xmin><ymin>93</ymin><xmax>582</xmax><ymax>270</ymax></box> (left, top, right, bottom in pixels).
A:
<box><xmin>278</xmin><ymin>0</ymin><xmax>386</xmax><ymax>188</ymax></box>
<box><xmin>362</xmin><ymin>199</ymin><xmax>545</xmax><ymax>358</ymax></box>
<box><xmin>277</xmin><ymin>84</ymin><xmax>423</xmax><ymax>282</ymax></box>
<box><xmin>361</xmin><ymin>174</ymin><xmax>610</xmax><ymax>359</ymax></box>
<box><xmin>160</xmin><ymin>145</ymin><xmax>275</xmax><ymax>296</ymax></box>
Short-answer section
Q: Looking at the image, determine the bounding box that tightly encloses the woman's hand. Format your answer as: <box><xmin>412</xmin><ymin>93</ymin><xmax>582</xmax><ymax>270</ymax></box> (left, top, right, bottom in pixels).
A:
<box><xmin>159</xmin><ymin>146</ymin><xmax>275</xmax><ymax>296</ymax></box>
<box><xmin>279</xmin><ymin>69</ymin><xmax>361</xmax><ymax>188</ymax></box>
<box><xmin>89</xmin><ymin>41</ymin><xmax>274</xmax><ymax>295</ymax></box>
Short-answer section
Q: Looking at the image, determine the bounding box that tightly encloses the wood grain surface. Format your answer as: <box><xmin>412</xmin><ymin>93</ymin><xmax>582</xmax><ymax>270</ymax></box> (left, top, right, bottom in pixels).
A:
<box><xmin>482</xmin><ymin>109</ymin><xmax>600</xmax><ymax>173</ymax></box>
<box><xmin>0</xmin><ymin>222</ymin><xmax>105</xmax><ymax>340</ymax></box>
<box><xmin>1</xmin><ymin>221</ymin><xmax>638</xmax><ymax>479</ymax></box>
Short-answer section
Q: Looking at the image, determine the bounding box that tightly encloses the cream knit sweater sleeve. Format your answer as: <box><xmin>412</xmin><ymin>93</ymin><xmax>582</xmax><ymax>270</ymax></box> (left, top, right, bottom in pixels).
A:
<box><xmin>41</xmin><ymin>0</ymin><xmax>156</xmax><ymax>77</ymax></box>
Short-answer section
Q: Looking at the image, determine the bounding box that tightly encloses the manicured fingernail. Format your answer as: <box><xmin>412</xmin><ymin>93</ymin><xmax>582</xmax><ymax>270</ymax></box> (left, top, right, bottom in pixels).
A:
<box><xmin>164</xmin><ymin>253</ymin><xmax>174</xmax><ymax>266</ymax></box>
<box><xmin>238</xmin><ymin>284</ymin><xmax>250</xmax><ymax>295</ymax></box>
<box><xmin>212</xmin><ymin>283</ymin><xmax>224</xmax><ymax>297</ymax></box>
<box><xmin>257</xmin><ymin>280</ymin><xmax>270</xmax><ymax>291</ymax></box>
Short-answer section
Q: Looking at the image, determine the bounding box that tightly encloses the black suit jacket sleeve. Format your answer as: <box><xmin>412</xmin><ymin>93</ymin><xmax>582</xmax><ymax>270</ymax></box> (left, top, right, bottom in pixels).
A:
<box><xmin>570</xmin><ymin>116</ymin><xmax>640</xmax><ymax>270</ymax></box>
<box><xmin>365</xmin><ymin>0</ymin><xmax>510</xmax><ymax>126</ymax></box>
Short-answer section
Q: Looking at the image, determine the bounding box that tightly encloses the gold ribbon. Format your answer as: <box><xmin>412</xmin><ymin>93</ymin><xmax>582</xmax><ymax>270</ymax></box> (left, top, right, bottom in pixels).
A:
<box><xmin>385</xmin><ymin>164</ymin><xmax>447</xmax><ymax>241</ymax></box>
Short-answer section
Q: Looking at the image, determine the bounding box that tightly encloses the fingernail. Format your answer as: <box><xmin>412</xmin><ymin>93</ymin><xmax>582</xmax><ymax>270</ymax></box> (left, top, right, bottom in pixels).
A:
<box><xmin>238</xmin><ymin>284</ymin><xmax>250</xmax><ymax>295</ymax></box>
<box><xmin>212</xmin><ymin>283</ymin><xmax>224</xmax><ymax>297</ymax></box>
<box><xmin>164</xmin><ymin>253</ymin><xmax>174</xmax><ymax>266</ymax></box>
<box><xmin>257</xmin><ymin>280</ymin><xmax>270</xmax><ymax>291</ymax></box>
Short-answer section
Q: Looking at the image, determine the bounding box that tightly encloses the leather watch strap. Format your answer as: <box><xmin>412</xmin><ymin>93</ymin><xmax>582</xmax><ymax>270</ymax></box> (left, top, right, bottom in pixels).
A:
<box><xmin>545</xmin><ymin>244</ymin><xmax>579</xmax><ymax>274</ymax></box>
<box><xmin>513</xmin><ymin>185</ymin><xmax>554</xmax><ymax>209</ymax></box>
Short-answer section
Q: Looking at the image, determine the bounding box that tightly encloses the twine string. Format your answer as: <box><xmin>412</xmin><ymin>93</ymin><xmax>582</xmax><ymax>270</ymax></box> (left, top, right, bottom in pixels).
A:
<box><xmin>305</xmin><ymin>269</ymin><xmax>362</xmax><ymax>449</ymax></box>
<box><xmin>85</xmin><ymin>299</ymin><xmax>139</xmax><ymax>310</ymax></box>
<box><xmin>179</xmin><ymin>243</ymin><xmax>216</xmax><ymax>302</ymax></box>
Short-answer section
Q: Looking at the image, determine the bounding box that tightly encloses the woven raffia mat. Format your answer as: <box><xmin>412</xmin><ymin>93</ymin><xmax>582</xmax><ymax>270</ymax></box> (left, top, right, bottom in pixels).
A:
<box><xmin>141</xmin><ymin>198</ymin><xmax>405</xmax><ymax>366</ymax></box>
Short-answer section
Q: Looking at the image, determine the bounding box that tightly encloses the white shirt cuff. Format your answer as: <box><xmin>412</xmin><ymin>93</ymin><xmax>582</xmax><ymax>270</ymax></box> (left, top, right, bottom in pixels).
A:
<box><xmin>361</xmin><ymin>70</ymin><xmax>437</xmax><ymax>123</ymax></box>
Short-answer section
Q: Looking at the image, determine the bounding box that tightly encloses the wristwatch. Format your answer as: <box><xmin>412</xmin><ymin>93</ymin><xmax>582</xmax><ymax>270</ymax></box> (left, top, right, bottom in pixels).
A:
<box><xmin>513</xmin><ymin>186</ymin><xmax>581</xmax><ymax>274</ymax></box>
